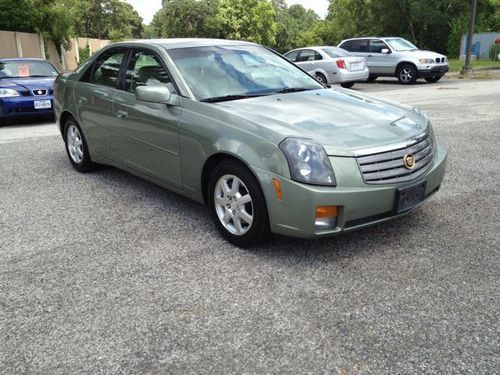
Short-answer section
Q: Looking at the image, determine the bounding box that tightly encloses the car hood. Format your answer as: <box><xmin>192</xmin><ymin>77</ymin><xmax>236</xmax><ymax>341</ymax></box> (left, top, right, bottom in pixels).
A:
<box><xmin>0</xmin><ymin>77</ymin><xmax>55</xmax><ymax>91</ymax></box>
<box><xmin>216</xmin><ymin>88</ymin><xmax>429</xmax><ymax>156</ymax></box>
<box><xmin>409</xmin><ymin>49</ymin><xmax>446</xmax><ymax>59</ymax></box>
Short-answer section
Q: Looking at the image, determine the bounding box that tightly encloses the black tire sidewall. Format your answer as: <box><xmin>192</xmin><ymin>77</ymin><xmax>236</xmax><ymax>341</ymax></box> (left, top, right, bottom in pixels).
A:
<box><xmin>340</xmin><ymin>82</ymin><xmax>355</xmax><ymax>88</ymax></box>
<box><xmin>316</xmin><ymin>73</ymin><xmax>327</xmax><ymax>84</ymax></box>
<box><xmin>64</xmin><ymin>119</ymin><xmax>94</xmax><ymax>173</ymax></box>
<box><xmin>207</xmin><ymin>160</ymin><xmax>270</xmax><ymax>247</ymax></box>
<box><xmin>398</xmin><ymin>64</ymin><xmax>417</xmax><ymax>84</ymax></box>
<box><xmin>425</xmin><ymin>76</ymin><xmax>442</xmax><ymax>83</ymax></box>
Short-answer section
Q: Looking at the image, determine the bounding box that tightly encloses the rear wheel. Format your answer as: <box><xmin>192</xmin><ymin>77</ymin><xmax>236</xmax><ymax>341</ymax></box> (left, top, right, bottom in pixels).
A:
<box><xmin>208</xmin><ymin>160</ymin><xmax>270</xmax><ymax>247</ymax></box>
<box><xmin>64</xmin><ymin>118</ymin><xmax>96</xmax><ymax>173</ymax></box>
<box><xmin>315</xmin><ymin>73</ymin><xmax>327</xmax><ymax>84</ymax></box>
<box><xmin>397</xmin><ymin>64</ymin><xmax>417</xmax><ymax>84</ymax></box>
<box><xmin>425</xmin><ymin>75</ymin><xmax>442</xmax><ymax>83</ymax></box>
<box><xmin>340</xmin><ymin>82</ymin><xmax>355</xmax><ymax>89</ymax></box>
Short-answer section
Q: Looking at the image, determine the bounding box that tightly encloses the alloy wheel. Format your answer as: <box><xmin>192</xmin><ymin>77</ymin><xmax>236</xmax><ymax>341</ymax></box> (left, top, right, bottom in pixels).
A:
<box><xmin>213</xmin><ymin>174</ymin><xmax>253</xmax><ymax>236</ymax></box>
<box><xmin>66</xmin><ymin>124</ymin><xmax>84</xmax><ymax>164</ymax></box>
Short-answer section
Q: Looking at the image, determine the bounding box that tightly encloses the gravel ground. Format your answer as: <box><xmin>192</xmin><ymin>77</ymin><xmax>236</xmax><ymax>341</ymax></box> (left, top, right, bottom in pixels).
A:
<box><xmin>1</xmin><ymin>79</ymin><xmax>499</xmax><ymax>374</ymax></box>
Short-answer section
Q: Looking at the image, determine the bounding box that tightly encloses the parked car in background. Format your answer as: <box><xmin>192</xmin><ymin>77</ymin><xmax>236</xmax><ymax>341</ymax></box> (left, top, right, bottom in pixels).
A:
<box><xmin>284</xmin><ymin>46</ymin><xmax>369</xmax><ymax>88</ymax></box>
<box><xmin>54</xmin><ymin>39</ymin><xmax>447</xmax><ymax>247</ymax></box>
<box><xmin>0</xmin><ymin>58</ymin><xmax>59</xmax><ymax>125</ymax></box>
<box><xmin>338</xmin><ymin>37</ymin><xmax>449</xmax><ymax>84</ymax></box>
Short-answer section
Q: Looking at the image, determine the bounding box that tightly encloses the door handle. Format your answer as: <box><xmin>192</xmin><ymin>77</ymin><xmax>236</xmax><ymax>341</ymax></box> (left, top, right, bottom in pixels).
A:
<box><xmin>367</xmin><ymin>55</ymin><xmax>373</xmax><ymax>57</ymax></box>
<box><xmin>78</xmin><ymin>97</ymin><xmax>87</xmax><ymax>104</ymax></box>
<box><xmin>116</xmin><ymin>110</ymin><xmax>128</xmax><ymax>119</ymax></box>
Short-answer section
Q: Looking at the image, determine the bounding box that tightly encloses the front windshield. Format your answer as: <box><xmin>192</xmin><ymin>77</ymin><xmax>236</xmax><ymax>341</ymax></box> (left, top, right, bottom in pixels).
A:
<box><xmin>0</xmin><ymin>60</ymin><xmax>58</xmax><ymax>79</ymax></box>
<box><xmin>168</xmin><ymin>45</ymin><xmax>324</xmax><ymax>101</ymax></box>
<box><xmin>322</xmin><ymin>47</ymin><xmax>352</xmax><ymax>58</ymax></box>
<box><xmin>385</xmin><ymin>38</ymin><xmax>418</xmax><ymax>52</ymax></box>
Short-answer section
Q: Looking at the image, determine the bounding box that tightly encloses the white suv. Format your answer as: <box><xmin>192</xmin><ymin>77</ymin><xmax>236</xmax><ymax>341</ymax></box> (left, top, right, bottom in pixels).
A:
<box><xmin>338</xmin><ymin>37</ymin><xmax>449</xmax><ymax>84</ymax></box>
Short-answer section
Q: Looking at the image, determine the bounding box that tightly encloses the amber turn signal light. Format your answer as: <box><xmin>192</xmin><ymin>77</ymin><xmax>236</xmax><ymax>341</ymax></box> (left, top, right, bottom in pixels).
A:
<box><xmin>315</xmin><ymin>205</ymin><xmax>339</xmax><ymax>218</ymax></box>
<box><xmin>272</xmin><ymin>178</ymin><xmax>283</xmax><ymax>201</ymax></box>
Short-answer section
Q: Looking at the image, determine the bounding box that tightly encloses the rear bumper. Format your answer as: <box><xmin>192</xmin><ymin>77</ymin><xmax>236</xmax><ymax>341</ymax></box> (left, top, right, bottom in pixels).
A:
<box><xmin>417</xmin><ymin>65</ymin><xmax>449</xmax><ymax>78</ymax></box>
<box><xmin>253</xmin><ymin>144</ymin><xmax>447</xmax><ymax>239</ymax></box>
<box><xmin>335</xmin><ymin>68</ymin><xmax>370</xmax><ymax>83</ymax></box>
<box><xmin>0</xmin><ymin>96</ymin><xmax>54</xmax><ymax>119</ymax></box>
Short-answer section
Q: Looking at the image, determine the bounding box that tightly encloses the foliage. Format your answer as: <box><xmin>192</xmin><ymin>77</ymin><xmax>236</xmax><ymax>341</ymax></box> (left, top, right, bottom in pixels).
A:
<box><xmin>489</xmin><ymin>43</ymin><xmax>500</xmax><ymax>61</ymax></box>
<box><xmin>78</xmin><ymin>44</ymin><xmax>91</xmax><ymax>65</ymax></box>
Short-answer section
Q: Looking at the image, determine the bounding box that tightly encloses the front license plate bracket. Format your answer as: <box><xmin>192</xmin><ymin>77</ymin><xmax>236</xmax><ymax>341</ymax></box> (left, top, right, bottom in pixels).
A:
<box><xmin>395</xmin><ymin>181</ymin><xmax>427</xmax><ymax>213</ymax></box>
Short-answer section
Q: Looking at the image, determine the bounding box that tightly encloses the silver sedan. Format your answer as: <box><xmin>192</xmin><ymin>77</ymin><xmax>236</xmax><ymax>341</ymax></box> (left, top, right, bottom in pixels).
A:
<box><xmin>284</xmin><ymin>46</ymin><xmax>369</xmax><ymax>88</ymax></box>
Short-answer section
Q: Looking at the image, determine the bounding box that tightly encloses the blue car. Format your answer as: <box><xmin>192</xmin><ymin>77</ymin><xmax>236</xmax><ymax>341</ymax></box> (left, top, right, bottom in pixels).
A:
<box><xmin>0</xmin><ymin>58</ymin><xmax>59</xmax><ymax>125</ymax></box>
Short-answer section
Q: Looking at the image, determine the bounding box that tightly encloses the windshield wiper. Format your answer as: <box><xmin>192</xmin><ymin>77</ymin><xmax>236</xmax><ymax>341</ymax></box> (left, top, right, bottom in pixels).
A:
<box><xmin>275</xmin><ymin>87</ymin><xmax>316</xmax><ymax>94</ymax></box>
<box><xmin>200</xmin><ymin>94</ymin><xmax>266</xmax><ymax>103</ymax></box>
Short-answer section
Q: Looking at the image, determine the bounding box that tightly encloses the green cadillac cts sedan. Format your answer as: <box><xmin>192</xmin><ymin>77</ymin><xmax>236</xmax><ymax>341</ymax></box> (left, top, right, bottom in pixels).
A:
<box><xmin>54</xmin><ymin>39</ymin><xmax>447</xmax><ymax>247</ymax></box>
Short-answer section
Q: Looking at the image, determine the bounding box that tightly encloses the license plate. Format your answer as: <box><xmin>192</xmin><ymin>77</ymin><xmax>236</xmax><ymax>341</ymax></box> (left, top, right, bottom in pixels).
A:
<box><xmin>350</xmin><ymin>62</ymin><xmax>362</xmax><ymax>70</ymax></box>
<box><xmin>34</xmin><ymin>100</ymin><xmax>51</xmax><ymax>110</ymax></box>
<box><xmin>395</xmin><ymin>181</ymin><xmax>427</xmax><ymax>213</ymax></box>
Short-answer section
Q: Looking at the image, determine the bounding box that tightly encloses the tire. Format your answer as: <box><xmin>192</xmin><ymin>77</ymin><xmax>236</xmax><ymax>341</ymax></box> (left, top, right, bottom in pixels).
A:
<box><xmin>63</xmin><ymin>118</ymin><xmax>96</xmax><ymax>173</ymax></box>
<box><xmin>315</xmin><ymin>73</ymin><xmax>327</xmax><ymax>84</ymax></box>
<box><xmin>208</xmin><ymin>159</ymin><xmax>270</xmax><ymax>247</ymax></box>
<box><xmin>397</xmin><ymin>64</ymin><xmax>417</xmax><ymax>84</ymax></box>
<box><xmin>425</xmin><ymin>75</ymin><xmax>442</xmax><ymax>83</ymax></box>
<box><xmin>367</xmin><ymin>75</ymin><xmax>378</xmax><ymax>82</ymax></box>
<box><xmin>340</xmin><ymin>82</ymin><xmax>355</xmax><ymax>89</ymax></box>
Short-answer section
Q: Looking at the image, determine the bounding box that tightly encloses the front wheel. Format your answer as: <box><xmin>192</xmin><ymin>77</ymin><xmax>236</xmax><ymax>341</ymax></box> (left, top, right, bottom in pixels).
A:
<box><xmin>340</xmin><ymin>82</ymin><xmax>355</xmax><ymax>89</ymax></box>
<box><xmin>208</xmin><ymin>160</ymin><xmax>270</xmax><ymax>247</ymax></box>
<box><xmin>397</xmin><ymin>64</ymin><xmax>417</xmax><ymax>84</ymax></box>
<box><xmin>425</xmin><ymin>75</ymin><xmax>442</xmax><ymax>83</ymax></box>
<box><xmin>64</xmin><ymin>118</ymin><xmax>96</xmax><ymax>173</ymax></box>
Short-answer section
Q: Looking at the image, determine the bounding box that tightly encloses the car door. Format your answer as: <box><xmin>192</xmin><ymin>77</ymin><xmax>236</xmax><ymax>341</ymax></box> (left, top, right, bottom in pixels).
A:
<box><xmin>368</xmin><ymin>39</ymin><xmax>398</xmax><ymax>75</ymax></box>
<box><xmin>75</xmin><ymin>47</ymin><xmax>127</xmax><ymax>157</ymax></box>
<box><xmin>111</xmin><ymin>48</ymin><xmax>183</xmax><ymax>188</ymax></box>
<box><xmin>340</xmin><ymin>39</ymin><xmax>372</xmax><ymax>70</ymax></box>
<box><xmin>295</xmin><ymin>49</ymin><xmax>318</xmax><ymax>74</ymax></box>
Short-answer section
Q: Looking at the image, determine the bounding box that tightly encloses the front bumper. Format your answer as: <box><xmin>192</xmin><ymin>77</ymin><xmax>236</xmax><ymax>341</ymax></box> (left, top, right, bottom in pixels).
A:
<box><xmin>0</xmin><ymin>96</ymin><xmax>54</xmax><ymax>119</ymax></box>
<box><xmin>254</xmin><ymin>144</ymin><xmax>447</xmax><ymax>239</ymax></box>
<box><xmin>417</xmin><ymin>64</ymin><xmax>449</xmax><ymax>78</ymax></box>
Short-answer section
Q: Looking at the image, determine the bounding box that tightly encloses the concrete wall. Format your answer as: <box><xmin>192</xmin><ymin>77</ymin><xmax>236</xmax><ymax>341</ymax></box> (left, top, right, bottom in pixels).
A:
<box><xmin>460</xmin><ymin>32</ymin><xmax>500</xmax><ymax>59</ymax></box>
<box><xmin>0</xmin><ymin>29</ymin><xmax>110</xmax><ymax>71</ymax></box>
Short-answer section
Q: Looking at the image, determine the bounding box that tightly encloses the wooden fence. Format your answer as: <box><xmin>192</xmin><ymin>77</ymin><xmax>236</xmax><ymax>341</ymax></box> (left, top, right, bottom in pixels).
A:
<box><xmin>0</xmin><ymin>30</ymin><xmax>110</xmax><ymax>71</ymax></box>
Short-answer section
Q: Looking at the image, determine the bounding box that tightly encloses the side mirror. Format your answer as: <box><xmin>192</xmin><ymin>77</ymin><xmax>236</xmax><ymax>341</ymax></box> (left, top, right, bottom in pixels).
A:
<box><xmin>135</xmin><ymin>85</ymin><xmax>172</xmax><ymax>104</ymax></box>
<box><xmin>381</xmin><ymin>48</ymin><xmax>391</xmax><ymax>54</ymax></box>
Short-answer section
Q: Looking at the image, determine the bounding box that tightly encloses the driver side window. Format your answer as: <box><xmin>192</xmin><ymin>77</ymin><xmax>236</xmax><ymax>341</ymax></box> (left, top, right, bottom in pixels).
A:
<box><xmin>125</xmin><ymin>49</ymin><xmax>176</xmax><ymax>94</ymax></box>
<box><xmin>370</xmin><ymin>40</ymin><xmax>390</xmax><ymax>54</ymax></box>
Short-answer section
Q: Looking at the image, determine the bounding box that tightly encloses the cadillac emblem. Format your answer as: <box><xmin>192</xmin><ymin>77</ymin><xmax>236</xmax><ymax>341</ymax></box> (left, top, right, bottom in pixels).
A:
<box><xmin>403</xmin><ymin>154</ymin><xmax>416</xmax><ymax>170</ymax></box>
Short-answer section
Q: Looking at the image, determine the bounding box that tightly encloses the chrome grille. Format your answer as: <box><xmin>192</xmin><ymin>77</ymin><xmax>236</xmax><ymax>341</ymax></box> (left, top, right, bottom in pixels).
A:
<box><xmin>357</xmin><ymin>137</ymin><xmax>434</xmax><ymax>184</ymax></box>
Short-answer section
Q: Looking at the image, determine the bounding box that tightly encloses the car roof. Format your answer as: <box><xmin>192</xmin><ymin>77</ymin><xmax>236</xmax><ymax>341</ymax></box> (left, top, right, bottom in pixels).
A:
<box><xmin>0</xmin><ymin>57</ymin><xmax>48</xmax><ymax>62</ymax></box>
<box><xmin>286</xmin><ymin>46</ymin><xmax>341</xmax><ymax>53</ymax></box>
<box><xmin>110</xmin><ymin>38</ymin><xmax>258</xmax><ymax>50</ymax></box>
<box><xmin>340</xmin><ymin>37</ymin><xmax>401</xmax><ymax>42</ymax></box>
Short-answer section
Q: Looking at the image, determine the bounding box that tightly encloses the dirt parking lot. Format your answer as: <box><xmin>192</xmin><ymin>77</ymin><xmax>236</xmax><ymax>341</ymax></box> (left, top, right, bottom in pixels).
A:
<box><xmin>1</xmin><ymin>78</ymin><xmax>499</xmax><ymax>374</ymax></box>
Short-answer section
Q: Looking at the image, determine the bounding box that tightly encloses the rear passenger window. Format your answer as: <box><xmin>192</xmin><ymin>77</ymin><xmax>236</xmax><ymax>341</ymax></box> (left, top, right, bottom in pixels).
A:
<box><xmin>90</xmin><ymin>49</ymin><xmax>126</xmax><ymax>88</ymax></box>
<box><xmin>341</xmin><ymin>40</ymin><xmax>369</xmax><ymax>53</ymax></box>
<box><xmin>125</xmin><ymin>49</ymin><xmax>176</xmax><ymax>94</ymax></box>
<box><xmin>285</xmin><ymin>50</ymin><xmax>299</xmax><ymax>62</ymax></box>
<box><xmin>297</xmin><ymin>50</ymin><xmax>322</xmax><ymax>62</ymax></box>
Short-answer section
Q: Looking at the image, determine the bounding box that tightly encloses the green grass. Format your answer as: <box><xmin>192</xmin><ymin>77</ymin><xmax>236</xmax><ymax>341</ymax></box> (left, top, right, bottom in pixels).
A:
<box><xmin>448</xmin><ymin>58</ymin><xmax>500</xmax><ymax>72</ymax></box>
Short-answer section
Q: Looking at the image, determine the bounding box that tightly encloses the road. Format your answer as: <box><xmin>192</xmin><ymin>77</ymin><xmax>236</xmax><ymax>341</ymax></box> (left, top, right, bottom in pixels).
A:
<box><xmin>1</xmin><ymin>78</ymin><xmax>499</xmax><ymax>374</ymax></box>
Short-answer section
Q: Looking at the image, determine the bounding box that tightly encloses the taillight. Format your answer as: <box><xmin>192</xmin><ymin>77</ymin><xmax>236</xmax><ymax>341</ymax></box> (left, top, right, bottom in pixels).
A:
<box><xmin>336</xmin><ymin>59</ymin><xmax>346</xmax><ymax>69</ymax></box>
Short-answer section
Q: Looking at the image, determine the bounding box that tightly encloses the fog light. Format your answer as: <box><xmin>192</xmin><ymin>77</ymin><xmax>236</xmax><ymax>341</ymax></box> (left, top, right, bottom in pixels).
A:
<box><xmin>315</xmin><ymin>205</ymin><xmax>339</xmax><ymax>230</ymax></box>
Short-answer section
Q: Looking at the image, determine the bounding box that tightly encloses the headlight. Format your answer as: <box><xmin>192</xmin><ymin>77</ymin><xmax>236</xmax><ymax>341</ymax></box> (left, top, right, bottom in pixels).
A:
<box><xmin>418</xmin><ymin>58</ymin><xmax>434</xmax><ymax>64</ymax></box>
<box><xmin>0</xmin><ymin>88</ymin><xmax>20</xmax><ymax>98</ymax></box>
<box><xmin>279</xmin><ymin>138</ymin><xmax>336</xmax><ymax>186</ymax></box>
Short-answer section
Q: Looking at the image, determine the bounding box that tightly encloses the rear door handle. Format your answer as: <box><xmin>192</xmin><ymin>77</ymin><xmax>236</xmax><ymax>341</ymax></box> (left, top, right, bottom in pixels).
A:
<box><xmin>116</xmin><ymin>110</ymin><xmax>128</xmax><ymax>119</ymax></box>
<box><xmin>367</xmin><ymin>55</ymin><xmax>373</xmax><ymax>57</ymax></box>
<box><xmin>78</xmin><ymin>97</ymin><xmax>87</xmax><ymax>104</ymax></box>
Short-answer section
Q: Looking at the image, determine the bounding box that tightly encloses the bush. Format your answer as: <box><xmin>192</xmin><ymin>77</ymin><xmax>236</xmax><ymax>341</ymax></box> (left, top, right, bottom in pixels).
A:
<box><xmin>78</xmin><ymin>44</ymin><xmax>91</xmax><ymax>66</ymax></box>
<box><xmin>489</xmin><ymin>43</ymin><xmax>500</xmax><ymax>61</ymax></box>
